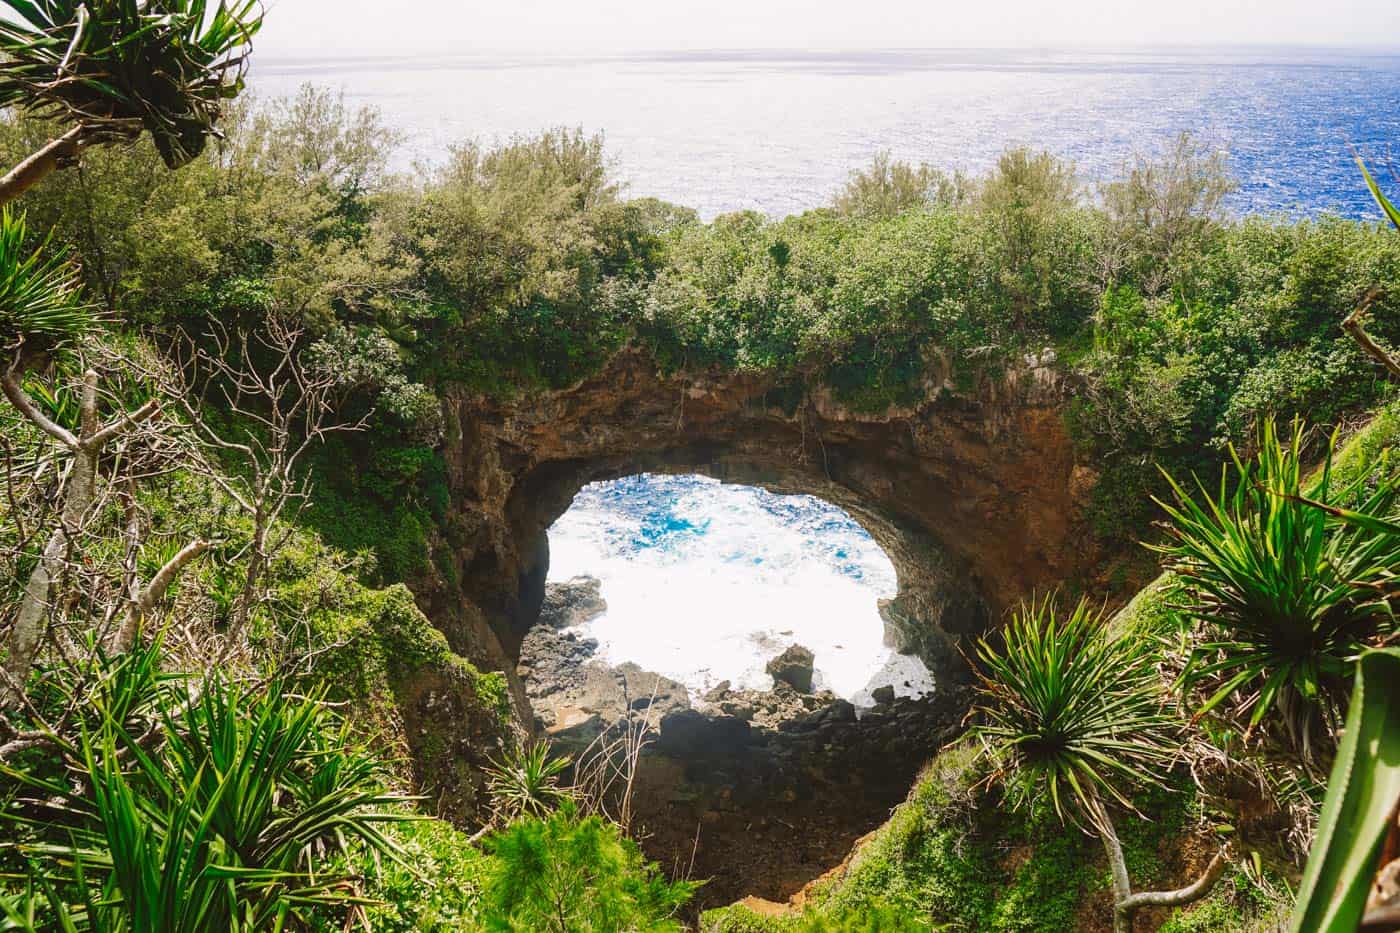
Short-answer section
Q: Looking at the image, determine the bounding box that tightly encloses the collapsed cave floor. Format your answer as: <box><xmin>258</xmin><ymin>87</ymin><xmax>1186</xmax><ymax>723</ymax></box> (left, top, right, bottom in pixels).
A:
<box><xmin>519</xmin><ymin>576</ymin><xmax>967</xmax><ymax>914</ymax></box>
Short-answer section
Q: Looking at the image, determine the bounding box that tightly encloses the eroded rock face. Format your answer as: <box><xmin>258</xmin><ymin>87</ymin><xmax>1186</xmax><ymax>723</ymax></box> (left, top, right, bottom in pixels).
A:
<box><xmin>519</xmin><ymin>580</ymin><xmax>691</xmax><ymax>751</ymax></box>
<box><xmin>766</xmin><ymin>645</ymin><xmax>815</xmax><ymax>693</ymax></box>
<box><xmin>410</xmin><ymin>347</ymin><xmax>1094</xmax><ymax>717</ymax></box>
<box><xmin>537</xmin><ymin>575</ymin><xmax>607</xmax><ymax>629</ymax></box>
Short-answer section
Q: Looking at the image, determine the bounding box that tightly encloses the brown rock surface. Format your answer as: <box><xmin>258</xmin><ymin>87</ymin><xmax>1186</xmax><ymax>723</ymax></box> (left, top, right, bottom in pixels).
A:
<box><xmin>402</xmin><ymin>347</ymin><xmax>1093</xmax><ymax>719</ymax></box>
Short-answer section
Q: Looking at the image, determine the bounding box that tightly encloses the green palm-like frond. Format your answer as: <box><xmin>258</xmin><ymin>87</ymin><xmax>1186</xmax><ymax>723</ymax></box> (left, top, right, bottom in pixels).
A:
<box><xmin>0</xmin><ymin>205</ymin><xmax>90</xmax><ymax>346</ymax></box>
<box><xmin>0</xmin><ymin>0</ymin><xmax>263</xmax><ymax>168</ymax></box>
<box><xmin>1357</xmin><ymin>155</ymin><xmax>1400</xmax><ymax>230</ymax></box>
<box><xmin>486</xmin><ymin>742</ymin><xmax>572</xmax><ymax>820</ymax></box>
<box><xmin>0</xmin><ymin>648</ymin><xmax>410</xmax><ymax>929</ymax></box>
<box><xmin>1153</xmin><ymin>419</ymin><xmax>1400</xmax><ymax>752</ymax></box>
<box><xmin>970</xmin><ymin>595</ymin><xmax>1177</xmax><ymax>826</ymax></box>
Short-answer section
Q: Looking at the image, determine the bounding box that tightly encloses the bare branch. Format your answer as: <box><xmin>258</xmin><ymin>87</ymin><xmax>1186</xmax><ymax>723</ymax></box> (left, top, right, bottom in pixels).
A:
<box><xmin>85</xmin><ymin>397</ymin><xmax>161</xmax><ymax>449</ymax></box>
<box><xmin>1117</xmin><ymin>846</ymin><xmax>1233</xmax><ymax>914</ymax></box>
<box><xmin>114</xmin><ymin>539</ymin><xmax>210</xmax><ymax>652</ymax></box>
<box><xmin>1343</xmin><ymin>287</ymin><xmax>1400</xmax><ymax>381</ymax></box>
<box><xmin>1</xmin><ymin>369</ymin><xmax>78</xmax><ymax>448</ymax></box>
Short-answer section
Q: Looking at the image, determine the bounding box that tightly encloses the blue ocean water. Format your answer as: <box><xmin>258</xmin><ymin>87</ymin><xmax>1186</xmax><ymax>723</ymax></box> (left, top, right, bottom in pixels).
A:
<box><xmin>253</xmin><ymin>46</ymin><xmax>1400</xmax><ymax>220</ymax></box>
<box><xmin>547</xmin><ymin>475</ymin><xmax>930</xmax><ymax>705</ymax></box>
<box><xmin>251</xmin><ymin>46</ymin><xmax>1400</xmax><ymax>696</ymax></box>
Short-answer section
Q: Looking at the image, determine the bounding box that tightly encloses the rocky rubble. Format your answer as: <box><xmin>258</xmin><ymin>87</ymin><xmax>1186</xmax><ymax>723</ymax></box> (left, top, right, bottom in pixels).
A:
<box><xmin>518</xmin><ymin>577</ymin><xmax>690</xmax><ymax>753</ymax></box>
<box><xmin>517</xmin><ymin>577</ymin><xmax>970</xmax><ymax>911</ymax></box>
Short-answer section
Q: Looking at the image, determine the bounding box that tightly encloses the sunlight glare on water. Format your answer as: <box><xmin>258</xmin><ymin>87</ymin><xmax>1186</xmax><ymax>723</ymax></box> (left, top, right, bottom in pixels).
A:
<box><xmin>253</xmin><ymin>46</ymin><xmax>1400</xmax><ymax>221</ymax></box>
<box><xmin>546</xmin><ymin>475</ymin><xmax>935</xmax><ymax>706</ymax></box>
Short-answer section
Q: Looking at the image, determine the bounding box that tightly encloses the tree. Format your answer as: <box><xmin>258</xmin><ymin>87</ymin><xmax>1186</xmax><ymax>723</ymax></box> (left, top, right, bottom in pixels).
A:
<box><xmin>833</xmin><ymin>151</ymin><xmax>969</xmax><ymax>219</ymax></box>
<box><xmin>482</xmin><ymin>801</ymin><xmax>698</xmax><ymax>932</ymax></box>
<box><xmin>1099</xmin><ymin>133</ymin><xmax>1236</xmax><ymax>294</ymax></box>
<box><xmin>0</xmin><ymin>0</ymin><xmax>262</xmax><ymax>205</ymax></box>
<box><xmin>977</xmin><ymin>147</ymin><xmax>1080</xmax><ymax>328</ymax></box>
<box><xmin>970</xmin><ymin>596</ymin><xmax>1230</xmax><ymax>933</ymax></box>
<box><xmin>0</xmin><ymin>207</ymin><xmax>186</xmax><ymax>706</ymax></box>
<box><xmin>168</xmin><ymin>314</ymin><xmax>369</xmax><ymax>663</ymax></box>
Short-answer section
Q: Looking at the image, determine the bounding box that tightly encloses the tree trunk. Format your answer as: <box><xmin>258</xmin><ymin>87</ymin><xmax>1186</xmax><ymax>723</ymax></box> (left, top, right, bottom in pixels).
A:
<box><xmin>0</xmin><ymin>375</ymin><xmax>100</xmax><ymax>708</ymax></box>
<box><xmin>1089</xmin><ymin>795</ymin><xmax>1231</xmax><ymax>933</ymax></box>
<box><xmin>0</xmin><ymin>126</ymin><xmax>89</xmax><ymax>206</ymax></box>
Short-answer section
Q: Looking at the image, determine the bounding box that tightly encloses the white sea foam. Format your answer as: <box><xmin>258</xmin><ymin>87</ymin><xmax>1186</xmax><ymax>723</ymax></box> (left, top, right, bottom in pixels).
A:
<box><xmin>546</xmin><ymin>474</ymin><xmax>935</xmax><ymax>706</ymax></box>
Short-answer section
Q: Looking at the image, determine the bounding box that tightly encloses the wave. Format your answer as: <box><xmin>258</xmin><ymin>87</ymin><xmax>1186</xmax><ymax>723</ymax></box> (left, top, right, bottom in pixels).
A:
<box><xmin>547</xmin><ymin>474</ymin><xmax>934</xmax><ymax>705</ymax></box>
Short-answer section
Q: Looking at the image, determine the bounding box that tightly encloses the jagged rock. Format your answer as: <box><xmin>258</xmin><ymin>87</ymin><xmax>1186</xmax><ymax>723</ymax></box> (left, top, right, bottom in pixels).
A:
<box><xmin>871</xmin><ymin>684</ymin><xmax>895</xmax><ymax>706</ymax></box>
<box><xmin>719</xmin><ymin>699</ymin><xmax>756</xmax><ymax>721</ymax></box>
<box><xmin>518</xmin><ymin>623</ymin><xmax>599</xmax><ymax>702</ymax></box>
<box><xmin>614</xmin><ymin>662</ymin><xmax>690</xmax><ymax>719</ymax></box>
<box><xmin>537</xmin><ymin>576</ymin><xmax>608</xmax><ymax>629</ymax></box>
<box><xmin>702</xmin><ymin>680</ymin><xmax>732</xmax><ymax>703</ymax></box>
<box><xmin>655</xmin><ymin>708</ymin><xmax>753</xmax><ymax>757</ymax></box>
<box><xmin>766</xmin><ymin>645</ymin><xmax>815</xmax><ymax>693</ymax></box>
<box><xmin>823</xmin><ymin>699</ymin><xmax>857</xmax><ymax>724</ymax></box>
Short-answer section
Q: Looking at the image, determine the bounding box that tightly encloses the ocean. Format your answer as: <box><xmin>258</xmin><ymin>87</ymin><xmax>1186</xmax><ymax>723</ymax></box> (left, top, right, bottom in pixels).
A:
<box><xmin>251</xmin><ymin>46</ymin><xmax>1400</xmax><ymax>701</ymax></box>
<box><xmin>252</xmin><ymin>45</ymin><xmax>1400</xmax><ymax>220</ymax></box>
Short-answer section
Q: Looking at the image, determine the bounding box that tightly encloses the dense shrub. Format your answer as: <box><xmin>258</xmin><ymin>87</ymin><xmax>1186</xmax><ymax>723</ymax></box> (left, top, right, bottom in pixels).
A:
<box><xmin>482</xmin><ymin>801</ymin><xmax>698</xmax><ymax>932</ymax></box>
<box><xmin>7</xmin><ymin>95</ymin><xmax>1400</xmax><ymax>562</ymax></box>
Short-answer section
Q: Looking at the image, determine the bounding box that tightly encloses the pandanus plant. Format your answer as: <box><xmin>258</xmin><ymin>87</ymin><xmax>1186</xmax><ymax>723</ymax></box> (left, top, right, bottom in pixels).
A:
<box><xmin>971</xmin><ymin>596</ymin><xmax>1231</xmax><ymax>933</ymax></box>
<box><xmin>0</xmin><ymin>646</ymin><xmax>412</xmax><ymax>930</ymax></box>
<box><xmin>1154</xmin><ymin>418</ymin><xmax>1400</xmax><ymax>759</ymax></box>
<box><xmin>0</xmin><ymin>0</ymin><xmax>263</xmax><ymax>204</ymax></box>
<box><xmin>0</xmin><ymin>204</ymin><xmax>90</xmax><ymax>347</ymax></box>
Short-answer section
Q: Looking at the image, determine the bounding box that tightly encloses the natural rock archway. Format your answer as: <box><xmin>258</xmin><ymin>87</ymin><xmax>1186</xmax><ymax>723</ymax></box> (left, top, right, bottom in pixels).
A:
<box><xmin>409</xmin><ymin>347</ymin><xmax>1095</xmax><ymax>716</ymax></box>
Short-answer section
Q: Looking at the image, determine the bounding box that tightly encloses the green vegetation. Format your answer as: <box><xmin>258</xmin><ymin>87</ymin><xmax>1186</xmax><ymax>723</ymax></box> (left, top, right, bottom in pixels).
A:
<box><xmin>0</xmin><ymin>647</ymin><xmax>409</xmax><ymax>929</ymax></box>
<box><xmin>703</xmin><ymin>744</ymin><xmax>1279</xmax><ymax>933</ymax></box>
<box><xmin>484</xmin><ymin>743</ymin><xmax>573</xmax><ymax>821</ymax></box>
<box><xmin>484</xmin><ymin>801</ymin><xmax>698</xmax><ymax>932</ymax></box>
<box><xmin>3</xmin><ymin>99</ymin><xmax>1397</xmax><ymax>574</ymax></box>
<box><xmin>970</xmin><ymin>595</ymin><xmax>1176</xmax><ymax>822</ymax></box>
<box><xmin>0</xmin><ymin>0</ymin><xmax>262</xmax><ymax>201</ymax></box>
<box><xmin>1289</xmin><ymin>648</ymin><xmax>1400</xmax><ymax>932</ymax></box>
<box><xmin>971</xmin><ymin>598</ymin><xmax>1229</xmax><ymax>932</ymax></box>
<box><xmin>1156</xmin><ymin>419</ymin><xmax>1400</xmax><ymax>754</ymax></box>
<box><xmin>3</xmin><ymin>5</ymin><xmax>1400</xmax><ymax>926</ymax></box>
<box><xmin>0</xmin><ymin>206</ymin><xmax>87</xmax><ymax>347</ymax></box>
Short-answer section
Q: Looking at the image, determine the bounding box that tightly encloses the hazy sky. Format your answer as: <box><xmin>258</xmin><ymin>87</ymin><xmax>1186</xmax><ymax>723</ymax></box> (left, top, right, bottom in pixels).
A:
<box><xmin>254</xmin><ymin>0</ymin><xmax>1400</xmax><ymax>56</ymax></box>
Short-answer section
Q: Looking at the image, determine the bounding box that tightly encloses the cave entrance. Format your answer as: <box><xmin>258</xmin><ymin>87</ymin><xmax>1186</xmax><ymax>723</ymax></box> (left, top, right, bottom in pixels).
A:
<box><xmin>544</xmin><ymin>473</ymin><xmax>934</xmax><ymax>706</ymax></box>
<box><xmin>520</xmin><ymin>473</ymin><xmax>962</xmax><ymax>914</ymax></box>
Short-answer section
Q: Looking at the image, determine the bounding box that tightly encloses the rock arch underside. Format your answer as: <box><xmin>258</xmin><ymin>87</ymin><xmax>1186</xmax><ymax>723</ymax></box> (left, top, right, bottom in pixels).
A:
<box><xmin>402</xmin><ymin>347</ymin><xmax>1100</xmax><ymax>908</ymax></box>
<box><xmin>410</xmin><ymin>346</ymin><xmax>1097</xmax><ymax>717</ymax></box>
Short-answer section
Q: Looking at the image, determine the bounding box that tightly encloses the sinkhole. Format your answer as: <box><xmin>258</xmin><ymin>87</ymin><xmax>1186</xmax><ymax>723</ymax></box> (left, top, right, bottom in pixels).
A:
<box><xmin>523</xmin><ymin>473</ymin><xmax>959</xmax><ymax>912</ymax></box>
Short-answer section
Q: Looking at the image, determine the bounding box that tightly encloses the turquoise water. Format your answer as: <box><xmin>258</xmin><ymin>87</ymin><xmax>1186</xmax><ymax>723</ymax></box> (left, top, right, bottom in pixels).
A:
<box><xmin>547</xmin><ymin>475</ymin><xmax>932</xmax><ymax>706</ymax></box>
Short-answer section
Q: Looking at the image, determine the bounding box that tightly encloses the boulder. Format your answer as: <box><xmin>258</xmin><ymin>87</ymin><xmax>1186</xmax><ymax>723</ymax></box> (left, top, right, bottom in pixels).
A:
<box><xmin>766</xmin><ymin>644</ymin><xmax>815</xmax><ymax>693</ymax></box>
<box><xmin>702</xmin><ymin>680</ymin><xmax>732</xmax><ymax>703</ymax></box>
<box><xmin>537</xmin><ymin>576</ymin><xmax>608</xmax><ymax>629</ymax></box>
<box><xmin>871</xmin><ymin>684</ymin><xmax>896</xmax><ymax>706</ymax></box>
<box><xmin>656</xmin><ymin>708</ymin><xmax>753</xmax><ymax>757</ymax></box>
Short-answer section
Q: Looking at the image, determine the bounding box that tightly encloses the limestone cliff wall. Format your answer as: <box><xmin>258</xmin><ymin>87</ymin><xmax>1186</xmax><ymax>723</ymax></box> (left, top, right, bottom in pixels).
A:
<box><xmin>407</xmin><ymin>347</ymin><xmax>1095</xmax><ymax>717</ymax></box>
